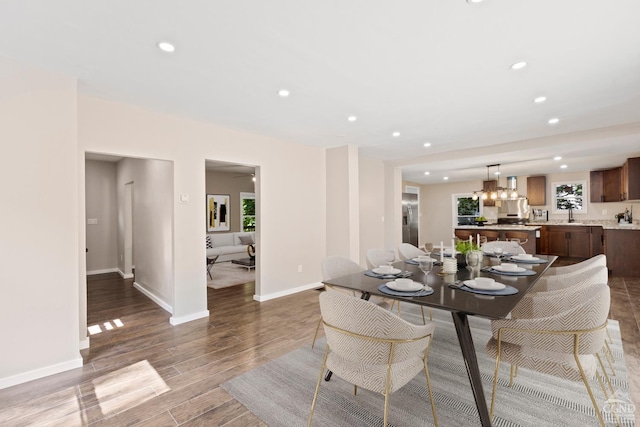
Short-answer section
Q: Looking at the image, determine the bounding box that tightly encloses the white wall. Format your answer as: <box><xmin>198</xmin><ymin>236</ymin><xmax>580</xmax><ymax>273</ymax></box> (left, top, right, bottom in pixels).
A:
<box><xmin>77</xmin><ymin>94</ymin><xmax>327</xmax><ymax>317</ymax></box>
<box><xmin>358</xmin><ymin>155</ymin><xmax>386</xmax><ymax>267</ymax></box>
<box><xmin>0</xmin><ymin>59</ymin><xmax>82</xmax><ymax>388</ymax></box>
<box><xmin>85</xmin><ymin>160</ymin><xmax>118</xmax><ymax>273</ymax></box>
<box><xmin>117</xmin><ymin>158</ymin><xmax>174</xmax><ymax>309</ymax></box>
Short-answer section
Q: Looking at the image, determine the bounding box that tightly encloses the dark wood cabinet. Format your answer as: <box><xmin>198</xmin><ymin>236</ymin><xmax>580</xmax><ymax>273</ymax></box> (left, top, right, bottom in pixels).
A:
<box><xmin>624</xmin><ymin>157</ymin><xmax>640</xmax><ymax>200</ymax></box>
<box><xmin>590</xmin><ymin>168</ymin><xmax>622</xmax><ymax>202</ymax></box>
<box><xmin>605</xmin><ymin>229</ymin><xmax>640</xmax><ymax>277</ymax></box>
<box><xmin>527</xmin><ymin>176</ymin><xmax>546</xmax><ymax>206</ymax></box>
<box><xmin>539</xmin><ymin>225</ymin><xmax>603</xmax><ymax>259</ymax></box>
<box><xmin>482</xmin><ymin>180</ymin><xmax>497</xmax><ymax>206</ymax></box>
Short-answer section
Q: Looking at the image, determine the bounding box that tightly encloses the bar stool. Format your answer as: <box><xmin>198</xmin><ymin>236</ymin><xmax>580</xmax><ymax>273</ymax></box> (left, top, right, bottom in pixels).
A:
<box><xmin>504</xmin><ymin>231</ymin><xmax>529</xmax><ymax>245</ymax></box>
<box><xmin>454</xmin><ymin>229</ymin><xmax>477</xmax><ymax>241</ymax></box>
<box><xmin>478</xmin><ymin>230</ymin><xmax>499</xmax><ymax>242</ymax></box>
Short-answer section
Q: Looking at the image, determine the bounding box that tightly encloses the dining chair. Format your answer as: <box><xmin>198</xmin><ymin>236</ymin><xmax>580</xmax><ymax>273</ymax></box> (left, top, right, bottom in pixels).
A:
<box><xmin>312</xmin><ymin>256</ymin><xmax>391</xmax><ymax>348</ymax></box>
<box><xmin>478</xmin><ymin>229</ymin><xmax>500</xmax><ymax>241</ymax></box>
<box><xmin>503</xmin><ymin>230</ymin><xmax>529</xmax><ymax>245</ymax></box>
<box><xmin>397</xmin><ymin>243</ymin><xmax>426</xmax><ymax>261</ymax></box>
<box><xmin>366</xmin><ymin>248</ymin><xmax>430</xmax><ymax>323</ymax></box>
<box><xmin>481</xmin><ymin>240</ymin><xmax>526</xmax><ymax>255</ymax></box>
<box><xmin>545</xmin><ymin>254</ymin><xmax>607</xmax><ymax>276</ymax></box>
<box><xmin>485</xmin><ymin>282</ymin><xmax>613</xmax><ymax>426</ymax></box>
<box><xmin>308</xmin><ymin>292</ymin><xmax>438</xmax><ymax>427</ymax></box>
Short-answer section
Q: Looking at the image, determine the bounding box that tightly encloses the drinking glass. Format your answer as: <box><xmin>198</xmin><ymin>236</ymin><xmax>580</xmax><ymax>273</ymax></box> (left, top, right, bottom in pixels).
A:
<box><xmin>384</xmin><ymin>250</ymin><xmax>395</xmax><ymax>267</ymax></box>
<box><xmin>417</xmin><ymin>257</ymin><xmax>434</xmax><ymax>287</ymax></box>
<box><xmin>466</xmin><ymin>251</ymin><xmax>480</xmax><ymax>270</ymax></box>
<box><xmin>424</xmin><ymin>242</ymin><xmax>434</xmax><ymax>256</ymax></box>
<box><xmin>493</xmin><ymin>246</ymin><xmax>504</xmax><ymax>263</ymax></box>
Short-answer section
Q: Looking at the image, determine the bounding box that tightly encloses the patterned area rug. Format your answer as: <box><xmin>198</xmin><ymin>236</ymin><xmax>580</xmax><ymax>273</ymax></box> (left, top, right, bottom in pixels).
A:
<box><xmin>222</xmin><ymin>307</ymin><xmax>633</xmax><ymax>426</ymax></box>
<box><xmin>207</xmin><ymin>261</ymin><xmax>255</xmax><ymax>289</ymax></box>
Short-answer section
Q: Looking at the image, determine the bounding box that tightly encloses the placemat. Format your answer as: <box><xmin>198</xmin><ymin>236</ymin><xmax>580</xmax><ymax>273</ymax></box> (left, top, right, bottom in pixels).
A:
<box><xmin>404</xmin><ymin>259</ymin><xmax>442</xmax><ymax>266</ymax></box>
<box><xmin>458</xmin><ymin>284</ymin><xmax>519</xmax><ymax>296</ymax></box>
<box><xmin>377</xmin><ymin>284</ymin><xmax>434</xmax><ymax>297</ymax></box>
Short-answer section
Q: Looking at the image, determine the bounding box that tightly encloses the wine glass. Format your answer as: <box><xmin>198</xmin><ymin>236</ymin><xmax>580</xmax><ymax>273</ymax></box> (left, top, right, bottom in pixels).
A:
<box><xmin>417</xmin><ymin>256</ymin><xmax>434</xmax><ymax>288</ymax></box>
<box><xmin>493</xmin><ymin>246</ymin><xmax>504</xmax><ymax>263</ymax></box>
<box><xmin>423</xmin><ymin>242</ymin><xmax>434</xmax><ymax>256</ymax></box>
<box><xmin>384</xmin><ymin>250</ymin><xmax>395</xmax><ymax>267</ymax></box>
<box><xmin>466</xmin><ymin>251</ymin><xmax>480</xmax><ymax>270</ymax></box>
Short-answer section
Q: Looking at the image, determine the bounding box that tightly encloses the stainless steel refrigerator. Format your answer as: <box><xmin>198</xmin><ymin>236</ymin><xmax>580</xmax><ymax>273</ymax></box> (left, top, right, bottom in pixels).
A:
<box><xmin>402</xmin><ymin>193</ymin><xmax>419</xmax><ymax>247</ymax></box>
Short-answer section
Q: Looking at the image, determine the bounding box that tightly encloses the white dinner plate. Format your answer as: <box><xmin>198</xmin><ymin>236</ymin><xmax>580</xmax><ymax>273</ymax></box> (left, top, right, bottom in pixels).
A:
<box><xmin>373</xmin><ymin>267</ymin><xmax>401</xmax><ymax>275</ymax></box>
<box><xmin>464</xmin><ymin>280</ymin><xmax>506</xmax><ymax>291</ymax></box>
<box><xmin>492</xmin><ymin>265</ymin><xmax>527</xmax><ymax>273</ymax></box>
<box><xmin>386</xmin><ymin>281</ymin><xmax>423</xmax><ymax>292</ymax></box>
<box><xmin>511</xmin><ymin>255</ymin><xmax>540</xmax><ymax>261</ymax></box>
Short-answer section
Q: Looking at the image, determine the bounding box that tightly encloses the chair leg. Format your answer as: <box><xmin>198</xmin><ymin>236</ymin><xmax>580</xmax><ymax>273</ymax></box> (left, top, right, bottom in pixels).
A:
<box><xmin>308</xmin><ymin>345</ymin><xmax>330</xmax><ymax>427</ymax></box>
<box><xmin>596</xmin><ymin>353</ymin><xmax>615</xmax><ymax>397</ymax></box>
<box><xmin>420</xmin><ymin>306</ymin><xmax>426</xmax><ymax>325</ymax></box>
<box><xmin>429</xmin><ymin>308</ymin><xmax>433</xmax><ymax>321</ymax></box>
<box><xmin>311</xmin><ymin>316</ymin><xmax>322</xmax><ymax>349</ymax></box>
<box><xmin>575</xmin><ymin>353</ymin><xmax>607</xmax><ymax>427</ymax></box>
<box><xmin>490</xmin><ymin>338</ymin><xmax>503</xmax><ymax>419</ymax></box>
<box><xmin>603</xmin><ymin>341</ymin><xmax>616</xmax><ymax>376</ymax></box>
<box><xmin>509</xmin><ymin>365</ymin><xmax>515</xmax><ymax>388</ymax></box>
<box><xmin>354</xmin><ymin>385</ymin><xmax>357</xmax><ymax>396</ymax></box>
<box><xmin>423</xmin><ymin>357</ymin><xmax>439</xmax><ymax>427</ymax></box>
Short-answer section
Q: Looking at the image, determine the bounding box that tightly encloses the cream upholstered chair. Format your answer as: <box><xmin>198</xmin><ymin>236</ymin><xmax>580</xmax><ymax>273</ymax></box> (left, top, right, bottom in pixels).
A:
<box><xmin>545</xmin><ymin>254</ymin><xmax>607</xmax><ymax>276</ymax></box>
<box><xmin>366</xmin><ymin>248</ymin><xmax>430</xmax><ymax>323</ymax></box>
<box><xmin>486</xmin><ymin>282</ymin><xmax>612</xmax><ymax>426</ymax></box>
<box><xmin>308</xmin><ymin>292</ymin><xmax>438</xmax><ymax>427</ymax></box>
<box><xmin>312</xmin><ymin>256</ymin><xmax>391</xmax><ymax>348</ymax></box>
<box><xmin>397</xmin><ymin>243</ymin><xmax>426</xmax><ymax>261</ymax></box>
<box><xmin>481</xmin><ymin>240</ymin><xmax>526</xmax><ymax>255</ymax></box>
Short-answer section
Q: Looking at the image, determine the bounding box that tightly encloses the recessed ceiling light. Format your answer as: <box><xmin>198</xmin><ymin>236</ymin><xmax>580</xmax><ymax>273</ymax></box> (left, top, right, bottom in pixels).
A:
<box><xmin>467</xmin><ymin>0</ymin><xmax>484</xmax><ymax>3</ymax></box>
<box><xmin>534</xmin><ymin>96</ymin><xmax>547</xmax><ymax>103</ymax></box>
<box><xmin>554</xmin><ymin>156</ymin><xmax>562</xmax><ymax>161</ymax></box>
<box><xmin>347</xmin><ymin>116</ymin><xmax>357</xmax><ymax>122</ymax></box>
<box><xmin>392</xmin><ymin>131</ymin><xmax>401</xmax><ymax>137</ymax></box>
<box><xmin>560</xmin><ymin>164</ymin><xmax>568</xmax><ymax>169</ymax></box>
<box><xmin>156</xmin><ymin>41</ymin><xmax>175</xmax><ymax>53</ymax></box>
<box><xmin>510</xmin><ymin>61</ymin><xmax>527</xmax><ymax>70</ymax></box>
<box><xmin>548</xmin><ymin>117</ymin><xmax>560</xmax><ymax>125</ymax></box>
<box><xmin>277</xmin><ymin>89</ymin><xmax>290</xmax><ymax>97</ymax></box>
<box><xmin>443</xmin><ymin>176</ymin><xmax>449</xmax><ymax>180</ymax></box>
<box><xmin>423</xmin><ymin>142</ymin><xmax>431</xmax><ymax>147</ymax></box>
<box><xmin>424</xmin><ymin>171</ymin><xmax>430</xmax><ymax>175</ymax></box>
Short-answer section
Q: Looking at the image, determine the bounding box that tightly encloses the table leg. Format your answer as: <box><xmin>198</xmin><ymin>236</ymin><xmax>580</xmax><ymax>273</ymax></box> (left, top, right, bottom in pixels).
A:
<box><xmin>451</xmin><ymin>311</ymin><xmax>492</xmax><ymax>427</ymax></box>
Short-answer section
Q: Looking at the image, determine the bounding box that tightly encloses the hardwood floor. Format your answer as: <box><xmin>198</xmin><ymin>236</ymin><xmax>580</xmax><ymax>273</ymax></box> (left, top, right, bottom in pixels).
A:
<box><xmin>0</xmin><ymin>262</ymin><xmax>638</xmax><ymax>426</ymax></box>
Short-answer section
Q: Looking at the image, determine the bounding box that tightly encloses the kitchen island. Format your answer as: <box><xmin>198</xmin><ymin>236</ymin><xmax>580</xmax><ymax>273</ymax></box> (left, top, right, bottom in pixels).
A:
<box><xmin>455</xmin><ymin>224</ymin><xmax>540</xmax><ymax>253</ymax></box>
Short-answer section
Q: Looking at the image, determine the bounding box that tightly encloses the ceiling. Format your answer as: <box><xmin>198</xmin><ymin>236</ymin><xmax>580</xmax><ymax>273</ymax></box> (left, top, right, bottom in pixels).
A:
<box><xmin>2</xmin><ymin>1</ymin><xmax>640</xmax><ymax>183</ymax></box>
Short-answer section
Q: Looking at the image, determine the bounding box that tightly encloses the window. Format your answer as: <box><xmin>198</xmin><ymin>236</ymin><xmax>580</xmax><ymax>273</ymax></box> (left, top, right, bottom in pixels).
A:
<box><xmin>240</xmin><ymin>192</ymin><xmax>255</xmax><ymax>231</ymax></box>
<box><xmin>552</xmin><ymin>181</ymin><xmax>587</xmax><ymax>214</ymax></box>
<box><xmin>452</xmin><ymin>193</ymin><xmax>482</xmax><ymax>226</ymax></box>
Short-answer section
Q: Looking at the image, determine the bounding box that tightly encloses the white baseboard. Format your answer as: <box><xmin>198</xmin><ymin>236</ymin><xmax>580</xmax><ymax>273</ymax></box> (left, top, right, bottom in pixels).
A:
<box><xmin>0</xmin><ymin>356</ymin><xmax>83</xmax><ymax>390</ymax></box>
<box><xmin>170</xmin><ymin>310</ymin><xmax>210</xmax><ymax>325</ymax></box>
<box><xmin>133</xmin><ymin>282</ymin><xmax>172</xmax><ymax>314</ymax></box>
<box><xmin>79</xmin><ymin>337</ymin><xmax>90</xmax><ymax>350</ymax></box>
<box><xmin>253</xmin><ymin>282</ymin><xmax>323</xmax><ymax>302</ymax></box>
<box><xmin>118</xmin><ymin>269</ymin><xmax>134</xmax><ymax>279</ymax></box>
<box><xmin>87</xmin><ymin>268</ymin><xmax>119</xmax><ymax>275</ymax></box>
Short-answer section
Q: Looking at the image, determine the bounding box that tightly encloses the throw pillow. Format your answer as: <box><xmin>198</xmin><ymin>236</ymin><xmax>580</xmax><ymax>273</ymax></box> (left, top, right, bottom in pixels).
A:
<box><xmin>206</xmin><ymin>235</ymin><xmax>213</xmax><ymax>249</ymax></box>
<box><xmin>239</xmin><ymin>235</ymin><xmax>254</xmax><ymax>245</ymax></box>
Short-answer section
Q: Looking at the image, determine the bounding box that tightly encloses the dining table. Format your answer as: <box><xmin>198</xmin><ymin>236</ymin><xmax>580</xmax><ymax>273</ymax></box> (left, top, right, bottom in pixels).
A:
<box><xmin>322</xmin><ymin>252</ymin><xmax>557</xmax><ymax>427</ymax></box>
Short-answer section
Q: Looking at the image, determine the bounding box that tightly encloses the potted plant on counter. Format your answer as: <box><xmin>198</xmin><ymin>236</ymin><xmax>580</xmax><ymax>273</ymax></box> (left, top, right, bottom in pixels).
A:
<box><xmin>475</xmin><ymin>216</ymin><xmax>488</xmax><ymax>226</ymax></box>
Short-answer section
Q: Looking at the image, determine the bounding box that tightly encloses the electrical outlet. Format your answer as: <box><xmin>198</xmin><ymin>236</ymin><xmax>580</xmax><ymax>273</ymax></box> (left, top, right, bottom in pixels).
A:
<box><xmin>602</xmin><ymin>209</ymin><xmax>607</xmax><ymax>215</ymax></box>
<box><xmin>298</xmin><ymin>265</ymin><xmax>303</xmax><ymax>273</ymax></box>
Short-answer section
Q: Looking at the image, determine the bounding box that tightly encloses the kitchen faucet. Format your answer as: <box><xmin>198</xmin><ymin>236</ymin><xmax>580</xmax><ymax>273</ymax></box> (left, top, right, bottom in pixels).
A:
<box><xmin>568</xmin><ymin>203</ymin><xmax>574</xmax><ymax>223</ymax></box>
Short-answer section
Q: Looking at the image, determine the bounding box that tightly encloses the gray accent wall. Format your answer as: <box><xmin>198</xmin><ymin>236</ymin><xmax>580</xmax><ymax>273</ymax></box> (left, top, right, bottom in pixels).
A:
<box><xmin>85</xmin><ymin>160</ymin><xmax>118</xmax><ymax>273</ymax></box>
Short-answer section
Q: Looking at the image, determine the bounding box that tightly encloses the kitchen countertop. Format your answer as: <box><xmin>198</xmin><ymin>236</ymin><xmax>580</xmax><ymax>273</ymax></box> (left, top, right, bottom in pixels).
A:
<box><xmin>456</xmin><ymin>225</ymin><xmax>541</xmax><ymax>231</ymax></box>
<box><xmin>457</xmin><ymin>221</ymin><xmax>640</xmax><ymax>231</ymax></box>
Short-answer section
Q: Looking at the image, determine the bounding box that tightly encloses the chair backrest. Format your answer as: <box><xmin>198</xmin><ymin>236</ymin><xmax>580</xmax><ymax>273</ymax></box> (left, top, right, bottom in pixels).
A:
<box><xmin>321</xmin><ymin>256</ymin><xmax>364</xmax><ymax>280</ymax></box>
<box><xmin>366</xmin><ymin>249</ymin><xmax>392</xmax><ymax>270</ymax></box>
<box><xmin>481</xmin><ymin>240</ymin><xmax>526</xmax><ymax>255</ymax></box>
<box><xmin>547</xmin><ymin>254</ymin><xmax>607</xmax><ymax>276</ymax></box>
<box><xmin>319</xmin><ymin>292</ymin><xmax>433</xmax><ymax>366</ymax></box>
<box><xmin>544</xmin><ymin>264</ymin><xmax>608</xmax><ymax>292</ymax></box>
<box><xmin>397</xmin><ymin>243</ymin><xmax>425</xmax><ymax>261</ymax></box>
<box><xmin>499</xmin><ymin>282</ymin><xmax>610</xmax><ymax>355</ymax></box>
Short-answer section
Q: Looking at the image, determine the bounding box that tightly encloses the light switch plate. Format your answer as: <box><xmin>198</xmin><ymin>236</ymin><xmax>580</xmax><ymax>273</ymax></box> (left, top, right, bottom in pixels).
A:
<box><xmin>179</xmin><ymin>194</ymin><xmax>189</xmax><ymax>203</ymax></box>
<box><xmin>87</xmin><ymin>218</ymin><xmax>98</xmax><ymax>225</ymax></box>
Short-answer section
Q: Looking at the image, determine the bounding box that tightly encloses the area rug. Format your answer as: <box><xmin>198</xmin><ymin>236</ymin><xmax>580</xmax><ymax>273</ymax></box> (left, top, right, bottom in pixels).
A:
<box><xmin>222</xmin><ymin>307</ymin><xmax>634</xmax><ymax>426</ymax></box>
<box><xmin>207</xmin><ymin>261</ymin><xmax>255</xmax><ymax>289</ymax></box>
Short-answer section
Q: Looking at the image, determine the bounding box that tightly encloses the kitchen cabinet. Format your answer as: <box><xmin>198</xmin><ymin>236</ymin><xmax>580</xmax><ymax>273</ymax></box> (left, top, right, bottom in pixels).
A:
<box><xmin>539</xmin><ymin>225</ymin><xmax>603</xmax><ymax>259</ymax></box>
<box><xmin>590</xmin><ymin>168</ymin><xmax>622</xmax><ymax>202</ymax></box>
<box><xmin>482</xmin><ymin>180</ymin><xmax>497</xmax><ymax>207</ymax></box>
<box><xmin>605</xmin><ymin>229</ymin><xmax>640</xmax><ymax>277</ymax></box>
<box><xmin>526</xmin><ymin>176</ymin><xmax>546</xmax><ymax>206</ymax></box>
<box><xmin>623</xmin><ymin>157</ymin><xmax>640</xmax><ymax>200</ymax></box>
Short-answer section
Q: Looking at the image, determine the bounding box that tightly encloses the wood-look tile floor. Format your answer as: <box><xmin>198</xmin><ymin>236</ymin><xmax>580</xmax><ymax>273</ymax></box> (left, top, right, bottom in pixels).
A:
<box><xmin>0</xmin><ymin>262</ymin><xmax>638</xmax><ymax>426</ymax></box>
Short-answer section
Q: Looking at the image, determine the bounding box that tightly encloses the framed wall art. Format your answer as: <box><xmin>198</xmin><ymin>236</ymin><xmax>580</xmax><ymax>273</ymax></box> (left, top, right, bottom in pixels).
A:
<box><xmin>207</xmin><ymin>194</ymin><xmax>230</xmax><ymax>232</ymax></box>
